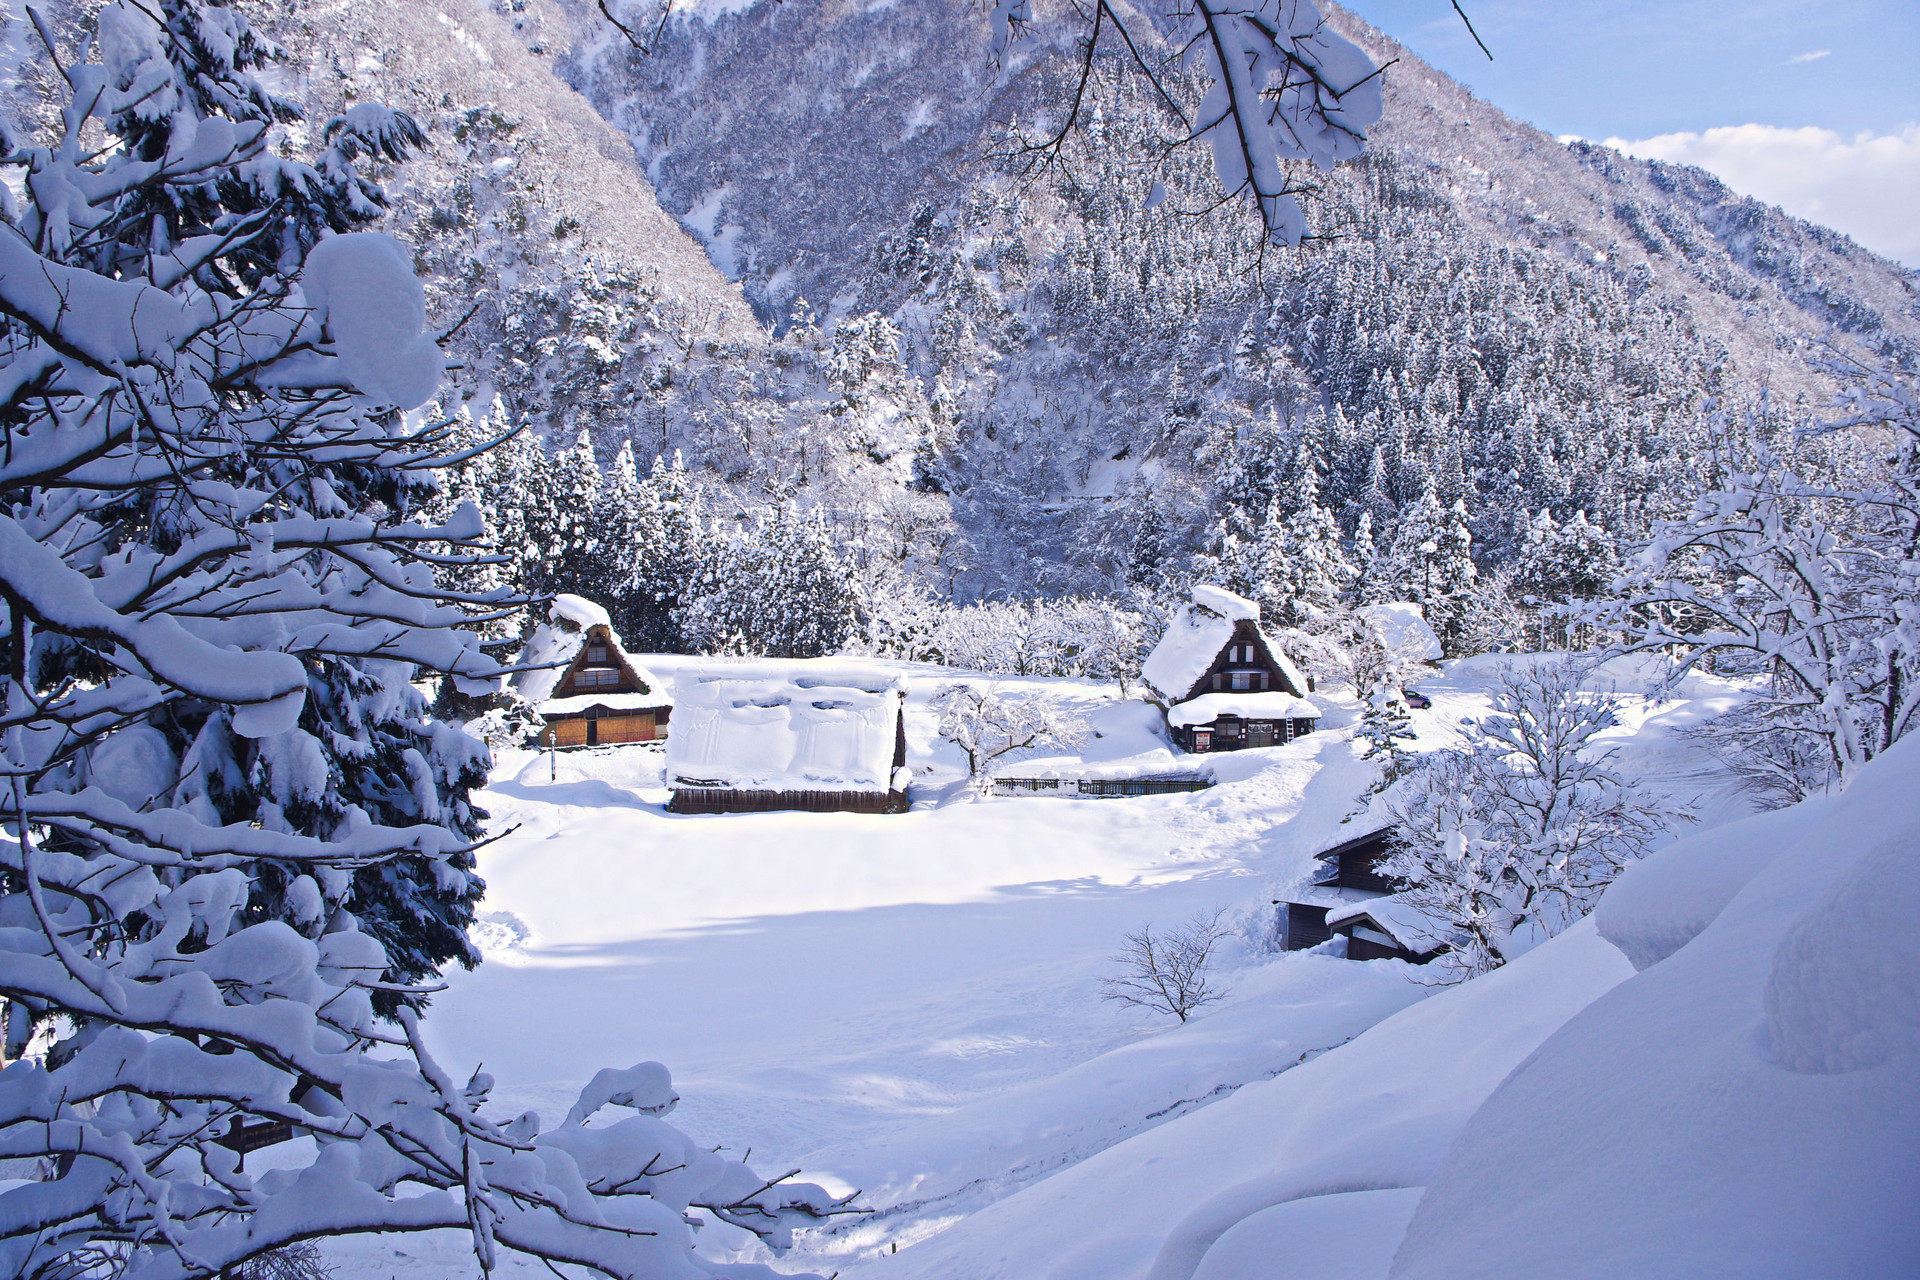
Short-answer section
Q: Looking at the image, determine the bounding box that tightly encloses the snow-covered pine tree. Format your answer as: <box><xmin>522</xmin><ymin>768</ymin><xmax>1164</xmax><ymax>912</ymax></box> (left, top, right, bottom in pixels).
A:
<box><xmin>0</xmin><ymin>8</ymin><xmax>850</xmax><ymax>1273</ymax></box>
<box><xmin>680</xmin><ymin>503</ymin><xmax>861</xmax><ymax>658</ymax></box>
<box><xmin>1260</xmin><ymin>462</ymin><xmax>1354</xmax><ymax>627</ymax></box>
<box><xmin>572</xmin><ymin>437</ymin><xmax>648</xmax><ymax>620</ymax></box>
<box><xmin>1386</xmin><ymin>480</ymin><xmax>1477</xmax><ymax>653</ymax></box>
<box><xmin>624</xmin><ymin>450</ymin><xmax>705</xmax><ymax>652</ymax></box>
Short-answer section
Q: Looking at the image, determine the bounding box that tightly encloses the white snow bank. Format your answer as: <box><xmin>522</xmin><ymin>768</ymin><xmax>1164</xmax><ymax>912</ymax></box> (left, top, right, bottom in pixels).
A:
<box><xmin>854</xmin><ymin>920</ymin><xmax>1633</xmax><ymax>1280</ymax></box>
<box><xmin>1392</xmin><ymin>735</ymin><xmax>1920</xmax><ymax>1280</ymax></box>
<box><xmin>667</xmin><ymin>666</ymin><xmax>904</xmax><ymax>791</ymax></box>
<box><xmin>1165</xmin><ymin>692</ymin><xmax>1321</xmax><ymax>728</ymax></box>
<box><xmin>1359</xmin><ymin>602</ymin><xmax>1442</xmax><ymax>664</ymax></box>
<box><xmin>301</xmin><ymin>233</ymin><xmax>444</xmax><ymax>410</ymax></box>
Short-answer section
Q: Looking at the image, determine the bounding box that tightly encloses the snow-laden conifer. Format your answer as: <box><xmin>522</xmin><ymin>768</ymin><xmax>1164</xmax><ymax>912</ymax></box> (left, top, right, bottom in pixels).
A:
<box><xmin>0</xmin><ymin>9</ymin><xmax>852</xmax><ymax>1275</ymax></box>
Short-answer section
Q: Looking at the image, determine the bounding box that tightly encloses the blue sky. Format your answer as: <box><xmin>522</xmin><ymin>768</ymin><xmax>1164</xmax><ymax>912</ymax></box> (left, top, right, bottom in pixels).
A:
<box><xmin>1341</xmin><ymin>0</ymin><xmax>1920</xmax><ymax>138</ymax></box>
<box><xmin>1340</xmin><ymin>0</ymin><xmax>1920</xmax><ymax>264</ymax></box>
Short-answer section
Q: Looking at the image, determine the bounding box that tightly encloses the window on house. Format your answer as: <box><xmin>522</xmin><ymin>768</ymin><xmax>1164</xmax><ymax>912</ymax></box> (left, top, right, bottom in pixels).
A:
<box><xmin>1211</xmin><ymin>673</ymin><xmax>1222</xmax><ymax>691</ymax></box>
<box><xmin>586</xmin><ymin>645</ymin><xmax>607</xmax><ymax>662</ymax></box>
<box><xmin>575</xmin><ymin>668</ymin><xmax>618</xmax><ymax>689</ymax></box>
<box><xmin>1230</xmin><ymin>671</ymin><xmax>1254</xmax><ymax>691</ymax></box>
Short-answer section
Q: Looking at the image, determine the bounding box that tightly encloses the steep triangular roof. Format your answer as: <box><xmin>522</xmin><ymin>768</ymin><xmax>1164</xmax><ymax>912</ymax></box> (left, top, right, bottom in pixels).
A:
<box><xmin>1140</xmin><ymin>585</ymin><xmax>1309</xmax><ymax>704</ymax></box>
<box><xmin>512</xmin><ymin>596</ymin><xmax>670</xmax><ymax>713</ymax></box>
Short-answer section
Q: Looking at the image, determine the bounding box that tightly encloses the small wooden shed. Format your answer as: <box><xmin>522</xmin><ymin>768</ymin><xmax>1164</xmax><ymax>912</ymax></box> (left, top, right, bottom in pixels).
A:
<box><xmin>666</xmin><ymin>665</ymin><xmax>910</xmax><ymax>815</ymax></box>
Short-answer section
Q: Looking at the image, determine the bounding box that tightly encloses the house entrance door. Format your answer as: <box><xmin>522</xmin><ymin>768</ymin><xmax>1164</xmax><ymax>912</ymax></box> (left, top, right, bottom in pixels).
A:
<box><xmin>1248</xmin><ymin>722</ymin><xmax>1274</xmax><ymax>748</ymax></box>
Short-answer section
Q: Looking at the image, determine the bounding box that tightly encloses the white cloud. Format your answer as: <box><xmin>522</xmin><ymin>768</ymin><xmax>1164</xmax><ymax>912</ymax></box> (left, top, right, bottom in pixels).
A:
<box><xmin>1788</xmin><ymin>49</ymin><xmax>1831</xmax><ymax>64</ymax></box>
<box><xmin>1605</xmin><ymin>123</ymin><xmax>1920</xmax><ymax>267</ymax></box>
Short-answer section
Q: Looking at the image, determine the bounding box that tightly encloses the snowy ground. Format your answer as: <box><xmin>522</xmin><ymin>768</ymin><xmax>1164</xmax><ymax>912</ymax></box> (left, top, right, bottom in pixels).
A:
<box><xmin>323</xmin><ymin>655</ymin><xmax>1753</xmax><ymax>1278</ymax></box>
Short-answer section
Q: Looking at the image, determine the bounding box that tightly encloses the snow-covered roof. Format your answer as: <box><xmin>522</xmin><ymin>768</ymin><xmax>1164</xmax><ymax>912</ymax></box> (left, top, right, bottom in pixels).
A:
<box><xmin>1360</xmin><ymin>601</ymin><xmax>1443</xmax><ymax>663</ymax></box>
<box><xmin>1141</xmin><ymin>583</ymin><xmax>1307</xmax><ymax>704</ymax></box>
<box><xmin>990</xmin><ymin>748</ymin><xmax>1213</xmax><ymax>783</ymax></box>
<box><xmin>666</xmin><ymin>666</ymin><xmax>906</xmax><ymax>793</ymax></box>
<box><xmin>1190</xmin><ymin>584</ymin><xmax>1259</xmax><ymax>621</ymax></box>
<box><xmin>1327</xmin><ymin>895</ymin><xmax>1451</xmax><ymax>954</ymax></box>
<box><xmin>1165</xmin><ymin>691</ymin><xmax>1321</xmax><ymax>728</ymax></box>
<box><xmin>539</xmin><ymin>690</ymin><xmax>672</xmax><ymax>717</ymax></box>
<box><xmin>511</xmin><ymin>596</ymin><xmax>668</xmax><ymax>713</ymax></box>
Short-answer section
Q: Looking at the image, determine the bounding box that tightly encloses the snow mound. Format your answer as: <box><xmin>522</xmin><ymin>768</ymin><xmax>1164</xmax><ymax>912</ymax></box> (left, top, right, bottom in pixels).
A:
<box><xmin>1390</xmin><ymin>734</ymin><xmax>1920</xmax><ymax>1280</ymax></box>
<box><xmin>1765</xmin><ymin>831</ymin><xmax>1920</xmax><ymax>1075</ymax></box>
<box><xmin>301</xmin><ymin>233</ymin><xmax>444</xmax><ymax>410</ymax></box>
<box><xmin>1190</xmin><ymin>1187</ymin><xmax>1422</xmax><ymax>1280</ymax></box>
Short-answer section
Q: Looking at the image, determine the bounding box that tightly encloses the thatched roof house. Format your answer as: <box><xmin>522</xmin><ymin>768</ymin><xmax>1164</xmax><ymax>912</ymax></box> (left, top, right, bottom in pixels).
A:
<box><xmin>1142</xmin><ymin>585</ymin><xmax>1320</xmax><ymax>753</ymax></box>
<box><xmin>513</xmin><ymin>596</ymin><xmax>672</xmax><ymax>748</ymax></box>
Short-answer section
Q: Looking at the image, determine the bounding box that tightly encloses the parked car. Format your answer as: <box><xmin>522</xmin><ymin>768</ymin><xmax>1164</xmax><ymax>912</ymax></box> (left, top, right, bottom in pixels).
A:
<box><xmin>1401</xmin><ymin>689</ymin><xmax>1432</xmax><ymax>709</ymax></box>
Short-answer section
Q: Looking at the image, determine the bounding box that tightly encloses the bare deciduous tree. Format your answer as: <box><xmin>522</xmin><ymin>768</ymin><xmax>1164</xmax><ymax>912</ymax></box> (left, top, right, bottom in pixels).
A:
<box><xmin>935</xmin><ymin>681</ymin><xmax>1090</xmax><ymax>777</ymax></box>
<box><xmin>1102</xmin><ymin>910</ymin><xmax>1232</xmax><ymax>1023</ymax></box>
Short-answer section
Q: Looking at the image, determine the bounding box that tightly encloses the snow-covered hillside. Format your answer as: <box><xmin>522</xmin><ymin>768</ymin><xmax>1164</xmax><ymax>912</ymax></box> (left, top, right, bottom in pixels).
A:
<box><xmin>313</xmin><ymin>653</ymin><xmax>1753</xmax><ymax>1277</ymax></box>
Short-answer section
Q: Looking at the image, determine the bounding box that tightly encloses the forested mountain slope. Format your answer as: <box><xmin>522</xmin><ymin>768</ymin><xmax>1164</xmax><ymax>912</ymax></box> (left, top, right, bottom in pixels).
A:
<box><xmin>15</xmin><ymin>0</ymin><xmax>1909</xmax><ymax>606</ymax></box>
<box><xmin>552</xmin><ymin>0</ymin><xmax>1918</xmax><ymax>598</ymax></box>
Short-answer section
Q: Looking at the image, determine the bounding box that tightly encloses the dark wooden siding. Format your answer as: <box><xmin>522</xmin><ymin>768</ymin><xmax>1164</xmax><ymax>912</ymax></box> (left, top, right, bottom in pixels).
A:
<box><xmin>1312</xmin><ymin>828</ymin><xmax>1402</xmax><ymax>892</ymax></box>
<box><xmin>1279</xmin><ymin>902</ymin><xmax>1332</xmax><ymax>951</ymax></box>
<box><xmin>669</xmin><ymin>788</ymin><xmax>909</xmax><ymax>815</ymax></box>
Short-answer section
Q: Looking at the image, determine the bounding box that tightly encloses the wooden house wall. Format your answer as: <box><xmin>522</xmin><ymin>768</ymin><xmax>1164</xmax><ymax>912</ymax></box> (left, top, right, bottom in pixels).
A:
<box><xmin>1312</xmin><ymin>830</ymin><xmax>1402</xmax><ymax>893</ymax></box>
<box><xmin>1278</xmin><ymin>902</ymin><xmax>1333</xmax><ymax>951</ymax></box>
<box><xmin>1179</xmin><ymin>619</ymin><xmax>1308</xmax><ymax>702</ymax></box>
<box><xmin>1173</xmin><ymin>715</ymin><xmax>1317</xmax><ymax>754</ymax></box>
<box><xmin>545</xmin><ymin>709</ymin><xmax>663</xmax><ymax>748</ymax></box>
<box><xmin>669</xmin><ymin>787</ymin><xmax>908</xmax><ymax>815</ymax></box>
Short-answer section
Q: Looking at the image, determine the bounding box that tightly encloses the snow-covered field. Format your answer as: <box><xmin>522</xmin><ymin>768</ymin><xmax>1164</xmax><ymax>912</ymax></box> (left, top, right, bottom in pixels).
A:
<box><xmin>326</xmin><ymin>655</ymin><xmax>1755</xmax><ymax>1278</ymax></box>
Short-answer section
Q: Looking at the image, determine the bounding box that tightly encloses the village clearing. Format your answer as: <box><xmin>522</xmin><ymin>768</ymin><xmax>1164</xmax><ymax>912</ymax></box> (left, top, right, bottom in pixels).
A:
<box><xmin>321</xmin><ymin>653</ymin><xmax>1750</xmax><ymax>1277</ymax></box>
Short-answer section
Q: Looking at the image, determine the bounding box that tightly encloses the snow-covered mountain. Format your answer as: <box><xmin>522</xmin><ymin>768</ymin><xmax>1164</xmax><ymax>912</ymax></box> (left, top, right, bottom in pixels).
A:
<box><xmin>17</xmin><ymin>0</ymin><xmax>1898</xmax><ymax>603</ymax></box>
<box><xmin>538</xmin><ymin>0</ymin><xmax>1920</xmax><ymax>594</ymax></box>
<box><xmin>15</xmin><ymin>0</ymin><xmax>1915</xmax><ymax>617</ymax></box>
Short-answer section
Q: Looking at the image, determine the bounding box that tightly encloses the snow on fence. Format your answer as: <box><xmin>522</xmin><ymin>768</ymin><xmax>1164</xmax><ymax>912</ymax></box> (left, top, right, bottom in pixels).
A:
<box><xmin>990</xmin><ymin>748</ymin><xmax>1215</xmax><ymax>798</ymax></box>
